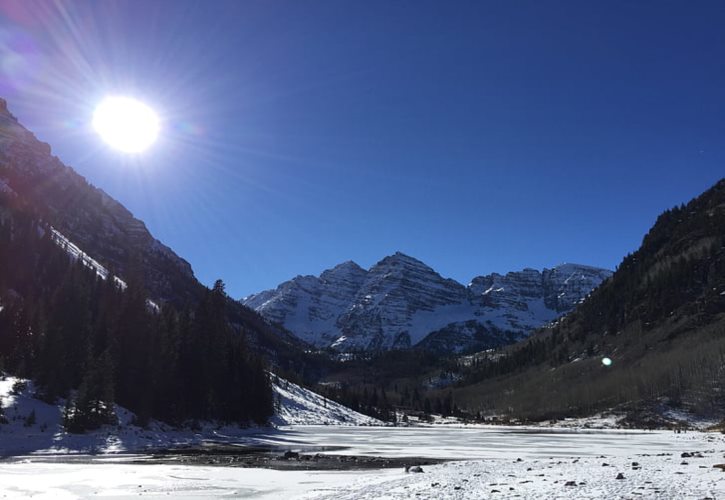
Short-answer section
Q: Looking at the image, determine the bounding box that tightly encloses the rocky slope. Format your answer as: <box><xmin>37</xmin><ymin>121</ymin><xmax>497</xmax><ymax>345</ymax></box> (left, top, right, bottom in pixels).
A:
<box><xmin>0</xmin><ymin>97</ymin><xmax>195</xmax><ymax>305</ymax></box>
<box><xmin>243</xmin><ymin>253</ymin><xmax>612</xmax><ymax>352</ymax></box>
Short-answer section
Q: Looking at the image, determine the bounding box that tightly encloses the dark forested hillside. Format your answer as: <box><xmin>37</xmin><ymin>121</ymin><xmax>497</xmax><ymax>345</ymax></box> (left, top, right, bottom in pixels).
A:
<box><xmin>0</xmin><ymin>202</ymin><xmax>274</xmax><ymax>429</ymax></box>
<box><xmin>0</xmin><ymin>98</ymin><xmax>304</xmax><ymax>363</ymax></box>
<box><xmin>454</xmin><ymin>179</ymin><xmax>725</xmax><ymax>421</ymax></box>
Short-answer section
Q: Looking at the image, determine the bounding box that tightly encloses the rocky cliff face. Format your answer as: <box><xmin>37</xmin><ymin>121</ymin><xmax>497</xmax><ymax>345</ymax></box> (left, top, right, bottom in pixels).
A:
<box><xmin>243</xmin><ymin>253</ymin><xmax>612</xmax><ymax>352</ymax></box>
<box><xmin>244</xmin><ymin>261</ymin><xmax>369</xmax><ymax>347</ymax></box>
<box><xmin>424</xmin><ymin>264</ymin><xmax>614</xmax><ymax>352</ymax></box>
<box><xmin>0</xmin><ymin>97</ymin><xmax>196</xmax><ymax>305</ymax></box>
<box><xmin>336</xmin><ymin>253</ymin><xmax>472</xmax><ymax>350</ymax></box>
<box><xmin>469</xmin><ymin>264</ymin><xmax>614</xmax><ymax>323</ymax></box>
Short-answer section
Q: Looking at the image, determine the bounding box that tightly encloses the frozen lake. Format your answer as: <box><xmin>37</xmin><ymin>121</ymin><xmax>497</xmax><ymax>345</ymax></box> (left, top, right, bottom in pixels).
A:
<box><xmin>240</xmin><ymin>424</ymin><xmax>707</xmax><ymax>459</ymax></box>
<box><xmin>1</xmin><ymin>425</ymin><xmax>722</xmax><ymax>499</ymax></box>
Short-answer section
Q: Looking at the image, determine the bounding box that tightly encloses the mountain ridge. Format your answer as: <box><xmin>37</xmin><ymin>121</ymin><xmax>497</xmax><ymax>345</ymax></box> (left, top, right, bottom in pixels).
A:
<box><xmin>243</xmin><ymin>252</ymin><xmax>612</xmax><ymax>352</ymax></box>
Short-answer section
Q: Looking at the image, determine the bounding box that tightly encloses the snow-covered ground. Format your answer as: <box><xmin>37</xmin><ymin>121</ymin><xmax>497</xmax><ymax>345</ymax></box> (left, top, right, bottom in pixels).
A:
<box><xmin>4</xmin><ymin>374</ymin><xmax>725</xmax><ymax>498</ymax></box>
<box><xmin>308</xmin><ymin>448</ymin><xmax>725</xmax><ymax>499</ymax></box>
<box><xmin>1</xmin><ymin>428</ymin><xmax>723</xmax><ymax>499</ymax></box>
<box><xmin>0</xmin><ymin>375</ymin><xmax>378</xmax><ymax>456</ymax></box>
<box><xmin>0</xmin><ymin>376</ymin><xmax>263</xmax><ymax>455</ymax></box>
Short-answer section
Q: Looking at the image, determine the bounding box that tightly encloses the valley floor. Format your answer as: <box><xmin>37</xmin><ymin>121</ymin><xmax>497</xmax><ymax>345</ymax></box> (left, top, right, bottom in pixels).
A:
<box><xmin>1</xmin><ymin>427</ymin><xmax>724</xmax><ymax>499</ymax></box>
<box><xmin>4</xmin><ymin>374</ymin><xmax>725</xmax><ymax>498</ymax></box>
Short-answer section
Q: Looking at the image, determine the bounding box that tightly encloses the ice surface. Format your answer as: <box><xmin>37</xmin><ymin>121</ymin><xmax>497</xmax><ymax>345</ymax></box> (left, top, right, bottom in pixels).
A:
<box><xmin>247</xmin><ymin>424</ymin><xmax>723</xmax><ymax>460</ymax></box>
<box><xmin>0</xmin><ymin>462</ymin><xmax>401</xmax><ymax>499</ymax></box>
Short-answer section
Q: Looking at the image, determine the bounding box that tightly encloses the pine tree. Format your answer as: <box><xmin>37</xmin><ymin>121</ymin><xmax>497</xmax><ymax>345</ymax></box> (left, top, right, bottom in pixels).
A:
<box><xmin>64</xmin><ymin>350</ymin><xmax>117</xmax><ymax>433</ymax></box>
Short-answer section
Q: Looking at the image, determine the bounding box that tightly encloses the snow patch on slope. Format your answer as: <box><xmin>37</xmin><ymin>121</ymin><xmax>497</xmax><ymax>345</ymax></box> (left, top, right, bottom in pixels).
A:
<box><xmin>271</xmin><ymin>375</ymin><xmax>381</xmax><ymax>426</ymax></box>
<box><xmin>49</xmin><ymin>227</ymin><xmax>165</xmax><ymax>311</ymax></box>
<box><xmin>50</xmin><ymin>227</ymin><xmax>119</xmax><ymax>284</ymax></box>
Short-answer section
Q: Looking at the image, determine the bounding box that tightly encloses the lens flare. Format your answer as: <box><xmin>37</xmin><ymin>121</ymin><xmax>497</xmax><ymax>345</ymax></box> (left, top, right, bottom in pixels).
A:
<box><xmin>93</xmin><ymin>96</ymin><xmax>159</xmax><ymax>153</ymax></box>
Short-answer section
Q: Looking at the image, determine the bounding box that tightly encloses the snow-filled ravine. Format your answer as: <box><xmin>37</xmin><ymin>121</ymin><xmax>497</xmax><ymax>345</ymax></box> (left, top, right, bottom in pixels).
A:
<box><xmin>2</xmin><ymin>427</ymin><xmax>725</xmax><ymax>499</ymax></box>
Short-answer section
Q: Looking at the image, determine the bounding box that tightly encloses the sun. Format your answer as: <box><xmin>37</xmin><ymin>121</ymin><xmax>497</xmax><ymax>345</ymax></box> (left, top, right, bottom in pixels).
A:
<box><xmin>93</xmin><ymin>96</ymin><xmax>160</xmax><ymax>153</ymax></box>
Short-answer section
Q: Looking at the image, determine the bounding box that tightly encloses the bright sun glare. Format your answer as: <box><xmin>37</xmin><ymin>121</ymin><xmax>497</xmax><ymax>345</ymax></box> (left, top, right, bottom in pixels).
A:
<box><xmin>93</xmin><ymin>96</ymin><xmax>160</xmax><ymax>153</ymax></box>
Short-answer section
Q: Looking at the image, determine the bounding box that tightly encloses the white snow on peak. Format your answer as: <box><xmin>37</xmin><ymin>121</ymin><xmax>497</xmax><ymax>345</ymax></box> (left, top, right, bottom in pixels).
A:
<box><xmin>243</xmin><ymin>256</ymin><xmax>612</xmax><ymax>352</ymax></box>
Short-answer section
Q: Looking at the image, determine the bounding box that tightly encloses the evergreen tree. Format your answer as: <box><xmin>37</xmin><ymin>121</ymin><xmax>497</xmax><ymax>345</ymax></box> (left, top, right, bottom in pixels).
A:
<box><xmin>64</xmin><ymin>350</ymin><xmax>116</xmax><ymax>433</ymax></box>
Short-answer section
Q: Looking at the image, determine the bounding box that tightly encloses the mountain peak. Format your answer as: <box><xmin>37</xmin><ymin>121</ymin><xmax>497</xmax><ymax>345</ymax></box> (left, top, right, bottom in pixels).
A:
<box><xmin>550</xmin><ymin>262</ymin><xmax>612</xmax><ymax>273</ymax></box>
<box><xmin>331</xmin><ymin>260</ymin><xmax>364</xmax><ymax>272</ymax></box>
<box><xmin>375</xmin><ymin>251</ymin><xmax>430</xmax><ymax>269</ymax></box>
<box><xmin>319</xmin><ymin>260</ymin><xmax>368</xmax><ymax>284</ymax></box>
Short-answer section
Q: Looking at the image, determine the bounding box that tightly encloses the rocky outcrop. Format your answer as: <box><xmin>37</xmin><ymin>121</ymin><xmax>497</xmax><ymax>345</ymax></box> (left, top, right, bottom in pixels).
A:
<box><xmin>244</xmin><ymin>261</ymin><xmax>369</xmax><ymax>347</ymax></box>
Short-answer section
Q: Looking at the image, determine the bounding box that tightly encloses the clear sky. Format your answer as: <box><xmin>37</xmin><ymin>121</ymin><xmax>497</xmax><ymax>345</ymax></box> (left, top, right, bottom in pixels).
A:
<box><xmin>1</xmin><ymin>0</ymin><xmax>723</xmax><ymax>298</ymax></box>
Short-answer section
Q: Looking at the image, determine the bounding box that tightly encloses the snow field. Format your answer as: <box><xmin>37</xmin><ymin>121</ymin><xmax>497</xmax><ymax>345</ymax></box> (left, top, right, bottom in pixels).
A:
<box><xmin>306</xmin><ymin>450</ymin><xmax>725</xmax><ymax>499</ymax></box>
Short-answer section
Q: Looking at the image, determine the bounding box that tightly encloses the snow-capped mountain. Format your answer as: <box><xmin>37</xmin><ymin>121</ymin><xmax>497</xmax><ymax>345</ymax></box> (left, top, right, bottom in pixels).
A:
<box><xmin>244</xmin><ymin>261</ymin><xmax>369</xmax><ymax>347</ymax></box>
<box><xmin>243</xmin><ymin>255</ymin><xmax>612</xmax><ymax>352</ymax></box>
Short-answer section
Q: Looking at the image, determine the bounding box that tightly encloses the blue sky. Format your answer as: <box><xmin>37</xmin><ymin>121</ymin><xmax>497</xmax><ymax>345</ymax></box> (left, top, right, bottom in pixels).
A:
<box><xmin>1</xmin><ymin>0</ymin><xmax>724</xmax><ymax>298</ymax></box>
